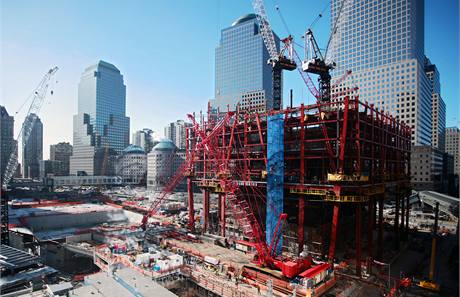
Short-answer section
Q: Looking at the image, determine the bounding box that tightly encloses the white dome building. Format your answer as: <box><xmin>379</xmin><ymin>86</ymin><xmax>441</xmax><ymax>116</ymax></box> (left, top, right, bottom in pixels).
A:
<box><xmin>115</xmin><ymin>144</ymin><xmax>147</xmax><ymax>185</ymax></box>
<box><xmin>147</xmin><ymin>139</ymin><xmax>185</xmax><ymax>190</ymax></box>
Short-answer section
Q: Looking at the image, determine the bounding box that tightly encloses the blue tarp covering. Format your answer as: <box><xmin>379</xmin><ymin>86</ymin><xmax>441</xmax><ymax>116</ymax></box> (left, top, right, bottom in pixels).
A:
<box><xmin>266</xmin><ymin>114</ymin><xmax>284</xmax><ymax>255</ymax></box>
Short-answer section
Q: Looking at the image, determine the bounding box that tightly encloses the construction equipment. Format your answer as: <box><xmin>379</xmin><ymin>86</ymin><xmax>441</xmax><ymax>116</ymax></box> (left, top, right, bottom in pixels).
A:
<box><xmin>252</xmin><ymin>0</ymin><xmax>296</xmax><ymax>111</ymax></box>
<box><xmin>2</xmin><ymin>66</ymin><xmax>58</xmax><ymax>189</ymax></box>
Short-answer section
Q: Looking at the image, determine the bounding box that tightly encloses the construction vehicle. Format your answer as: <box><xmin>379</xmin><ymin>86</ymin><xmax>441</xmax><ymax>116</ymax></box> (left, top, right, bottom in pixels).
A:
<box><xmin>2</xmin><ymin>66</ymin><xmax>58</xmax><ymax>189</ymax></box>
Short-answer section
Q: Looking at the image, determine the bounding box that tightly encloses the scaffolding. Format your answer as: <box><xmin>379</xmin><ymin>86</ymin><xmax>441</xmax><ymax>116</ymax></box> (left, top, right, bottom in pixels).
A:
<box><xmin>186</xmin><ymin>96</ymin><xmax>411</xmax><ymax>277</ymax></box>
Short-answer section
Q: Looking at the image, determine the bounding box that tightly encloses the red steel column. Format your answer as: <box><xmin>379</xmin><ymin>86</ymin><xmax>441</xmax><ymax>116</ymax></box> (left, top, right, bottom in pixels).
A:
<box><xmin>394</xmin><ymin>194</ymin><xmax>400</xmax><ymax>249</ymax></box>
<box><xmin>400</xmin><ymin>192</ymin><xmax>405</xmax><ymax>237</ymax></box>
<box><xmin>405</xmin><ymin>195</ymin><xmax>410</xmax><ymax>235</ymax></box>
<box><xmin>378</xmin><ymin>196</ymin><xmax>384</xmax><ymax>260</ymax></box>
<box><xmin>367</xmin><ymin>199</ymin><xmax>374</xmax><ymax>274</ymax></box>
<box><xmin>356</xmin><ymin>204</ymin><xmax>362</xmax><ymax>277</ymax></box>
<box><xmin>328</xmin><ymin>204</ymin><xmax>340</xmax><ymax>261</ymax></box>
<box><xmin>219</xmin><ymin>193</ymin><xmax>226</xmax><ymax>237</ymax></box>
<box><xmin>203</xmin><ymin>190</ymin><xmax>210</xmax><ymax>233</ymax></box>
<box><xmin>298</xmin><ymin>198</ymin><xmax>305</xmax><ymax>253</ymax></box>
<box><xmin>187</xmin><ymin>178</ymin><xmax>195</xmax><ymax>232</ymax></box>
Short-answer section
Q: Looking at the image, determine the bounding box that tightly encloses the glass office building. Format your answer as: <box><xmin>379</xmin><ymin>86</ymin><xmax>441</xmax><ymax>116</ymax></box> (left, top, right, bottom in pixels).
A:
<box><xmin>212</xmin><ymin>14</ymin><xmax>279</xmax><ymax>112</ymax></box>
<box><xmin>70</xmin><ymin>61</ymin><xmax>130</xmax><ymax>175</ymax></box>
<box><xmin>22</xmin><ymin>113</ymin><xmax>43</xmax><ymax>178</ymax></box>
<box><xmin>330</xmin><ymin>0</ymin><xmax>432</xmax><ymax>145</ymax></box>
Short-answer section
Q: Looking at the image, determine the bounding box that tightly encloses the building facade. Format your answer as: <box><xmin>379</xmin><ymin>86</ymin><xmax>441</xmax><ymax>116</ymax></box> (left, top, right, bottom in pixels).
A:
<box><xmin>132</xmin><ymin>129</ymin><xmax>155</xmax><ymax>153</ymax></box>
<box><xmin>22</xmin><ymin>113</ymin><xmax>43</xmax><ymax>179</ymax></box>
<box><xmin>50</xmin><ymin>142</ymin><xmax>73</xmax><ymax>175</ymax></box>
<box><xmin>211</xmin><ymin>14</ymin><xmax>279</xmax><ymax>112</ymax></box>
<box><xmin>411</xmin><ymin>145</ymin><xmax>443</xmax><ymax>192</ymax></box>
<box><xmin>164</xmin><ymin>120</ymin><xmax>190</xmax><ymax>150</ymax></box>
<box><xmin>70</xmin><ymin>61</ymin><xmax>130</xmax><ymax>176</ymax></box>
<box><xmin>331</xmin><ymin>0</ymin><xmax>432</xmax><ymax>146</ymax></box>
<box><xmin>147</xmin><ymin>139</ymin><xmax>185</xmax><ymax>190</ymax></box>
<box><xmin>115</xmin><ymin>144</ymin><xmax>147</xmax><ymax>185</ymax></box>
<box><xmin>39</xmin><ymin>160</ymin><xmax>66</xmax><ymax>178</ymax></box>
<box><xmin>445</xmin><ymin>127</ymin><xmax>460</xmax><ymax>176</ymax></box>
<box><xmin>0</xmin><ymin>106</ymin><xmax>15</xmax><ymax>180</ymax></box>
<box><xmin>424</xmin><ymin>58</ymin><xmax>446</xmax><ymax>151</ymax></box>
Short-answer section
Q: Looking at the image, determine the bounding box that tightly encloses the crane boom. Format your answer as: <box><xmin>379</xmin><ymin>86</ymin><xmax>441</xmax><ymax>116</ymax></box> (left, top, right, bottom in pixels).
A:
<box><xmin>2</xmin><ymin>67</ymin><xmax>58</xmax><ymax>189</ymax></box>
<box><xmin>252</xmin><ymin>0</ymin><xmax>278</xmax><ymax>62</ymax></box>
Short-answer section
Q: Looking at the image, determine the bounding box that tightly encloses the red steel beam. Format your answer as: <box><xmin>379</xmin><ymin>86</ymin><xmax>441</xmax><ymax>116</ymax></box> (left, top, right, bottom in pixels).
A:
<box><xmin>378</xmin><ymin>196</ymin><xmax>384</xmax><ymax>260</ymax></box>
<box><xmin>203</xmin><ymin>190</ymin><xmax>210</xmax><ymax>233</ymax></box>
<box><xmin>220</xmin><ymin>193</ymin><xmax>226</xmax><ymax>237</ymax></box>
<box><xmin>394</xmin><ymin>194</ymin><xmax>400</xmax><ymax>249</ymax></box>
<box><xmin>356</xmin><ymin>204</ymin><xmax>362</xmax><ymax>277</ymax></box>
<box><xmin>298</xmin><ymin>198</ymin><xmax>305</xmax><ymax>253</ymax></box>
<box><xmin>187</xmin><ymin>178</ymin><xmax>195</xmax><ymax>232</ymax></box>
<box><xmin>405</xmin><ymin>195</ymin><xmax>410</xmax><ymax>235</ymax></box>
<box><xmin>367</xmin><ymin>198</ymin><xmax>374</xmax><ymax>274</ymax></box>
<box><xmin>328</xmin><ymin>204</ymin><xmax>340</xmax><ymax>261</ymax></box>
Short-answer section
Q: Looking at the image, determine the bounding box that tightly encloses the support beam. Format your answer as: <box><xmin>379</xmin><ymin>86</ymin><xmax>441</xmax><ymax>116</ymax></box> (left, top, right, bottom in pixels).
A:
<box><xmin>298</xmin><ymin>198</ymin><xmax>305</xmax><ymax>254</ymax></box>
<box><xmin>356</xmin><ymin>204</ymin><xmax>362</xmax><ymax>277</ymax></box>
<box><xmin>219</xmin><ymin>193</ymin><xmax>226</xmax><ymax>237</ymax></box>
<box><xmin>187</xmin><ymin>178</ymin><xmax>195</xmax><ymax>232</ymax></box>
<box><xmin>378</xmin><ymin>196</ymin><xmax>384</xmax><ymax>260</ymax></box>
<box><xmin>203</xmin><ymin>190</ymin><xmax>210</xmax><ymax>233</ymax></box>
<box><xmin>367</xmin><ymin>199</ymin><xmax>374</xmax><ymax>274</ymax></box>
<box><xmin>328</xmin><ymin>204</ymin><xmax>340</xmax><ymax>261</ymax></box>
<box><xmin>394</xmin><ymin>194</ymin><xmax>400</xmax><ymax>250</ymax></box>
<box><xmin>405</xmin><ymin>195</ymin><xmax>410</xmax><ymax>235</ymax></box>
<box><xmin>400</xmin><ymin>192</ymin><xmax>405</xmax><ymax>237</ymax></box>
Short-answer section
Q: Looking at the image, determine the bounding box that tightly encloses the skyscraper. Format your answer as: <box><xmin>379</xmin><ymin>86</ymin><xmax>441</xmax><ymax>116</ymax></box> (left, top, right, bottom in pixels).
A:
<box><xmin>0</xmin><ymin>106</ymin><xmax>15</xmax><ymax>180</ymax></box>
<box><xmin>22</xmin><ymin>113</ymin><xmax>43</xmax><ymax>178</ymax></box>
<box><xmin>133</xmin><ymin>129</ymin><xmax>155</xmax><ymax>153</ymax></box>
<box><xmin>331</xmin><ymin>0</ymin><xmax>431</xmax><ymax>145</ymax></box>
<box><xmin>212</xmin><ymin>14</ymin><xmax>279</xmax><ymax>112</ymax></box>
<box><xmin>445</xmin><ymin>127</ymin><xmax>460</xmax><ymax>176</ymax></box>
<box><xmin>164</xmin><ymin>120</ymin><xmax>190</xmax><ymax>150</ymax></box>
<box><xmin>424</xmin><ymin>58</ymin><xmax>446</xmax><ymax>151</ymax></box>
<box><xmin>70</xmin><ymin>61</ymin><xmax>130</xmax><ymax>176</ymax></box>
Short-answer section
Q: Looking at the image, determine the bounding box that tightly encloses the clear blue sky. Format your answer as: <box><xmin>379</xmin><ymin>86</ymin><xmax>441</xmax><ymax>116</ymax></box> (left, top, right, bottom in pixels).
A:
<box><xmin>1</xmin><ymin>0</ymin><xmax>458</xmax><ymax>158</ymax></box>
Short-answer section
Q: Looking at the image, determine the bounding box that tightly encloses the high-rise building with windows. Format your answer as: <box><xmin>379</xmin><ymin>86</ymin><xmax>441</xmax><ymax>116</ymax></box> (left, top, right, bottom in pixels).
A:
<box><xmin>50</xmin><ymin>142</ymin><xmax>73</xmax><ymax>175</ymax></box>
<box><xmin>0</xmin><ymin>106</ymin><xmax>15</xmax><ymax>180</ymax></box>
<box><xmin>133</xmin><ymin>129</ymin><xmax>155</xmax><ymax>153</ymax></box>
<box><xmin>445</xmin><ymin>127</ymin><xmax>460</xmax><ymax>176</ymax></box>
<box><xmin>211</xmin><ymin>14</ymin><xmax>279</xmax><ymax>112</ymax></box>
<box><xmin>22</xmin><ymin>113</ymin><xmax>43</xmax><ymax>178</ymax></box>
<box><xmin>164</xmin><ymin>120</ymin><xmax>191</xmax><ymax>150</ymax></box>
<box><xmin>70</xmin><ymin>61</ymin><xmax>130</xmax><ymax>176</ymax></box>
<box><xmin>331</xmin><ymin>0</ymin><xmax>431</xmax><ymax>145</ymax></box>
<box><xmin>424</xmin><ymin>58</ymin><xmax>446</xmax><ymax>151</ymax></box>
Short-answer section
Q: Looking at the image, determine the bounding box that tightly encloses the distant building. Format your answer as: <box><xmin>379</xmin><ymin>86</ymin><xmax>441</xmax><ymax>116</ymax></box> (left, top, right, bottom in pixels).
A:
<box><xmin>164</xmin><ymin>120</ymin><xmax>191</xmax><ymax>150</ymax></box>
<box><xmin>445</xmin><ymin>127</ymin><xmax>460</xmax><ymax>176</ymax></box>
<box><xmin>39</xmin><ymin>160</ymin><xmax>66</xmax><ymax>178</ymax></box>
<box><xmin>411</xmin><ymin>145</ymin><xmax>444</xmax><ymax>192</ymax></box>
<box><xmin>70</xmin><ymin>60</ymin><xmax>130</xmax><ymax>176</ymax></box>
<box><xmin>115</xmin><ymin>145</ymin><xmax>147</xmax><ymax>185</ymax></box>
<box><xmin>147</xmin><ymin>139</ymin><xmax>185</xmax><ymax>190</ymax></box>
<box><xmin>50</xmin><ymin>142</ymin><xmax>72</xmax><ymax>175</ymax></box>
<box><xmin>331</xmin><ymin>0</ymin><xmax>432</xmax><ymax>146</ymax></box>
<box><xmin>0</xmin><ymin>106</ymin><xmax>15</xmax><ymax>180</ymax></box>
<box><xmin>132</xmin><ymin>129</ymin><xmax>155</xmax><ymax>153</ymax></box>
<box><xmin>211</xmin><ymin>13</ymin><xmax>279</xmax><ymax>112</ymax></box>
<box><xmin>424</xmin><ymin>58</ymin><xmax>446</xmax><ymax>151</ymax></box>
<box><xmin>22</xmin><ymin>113</ymin><xmax>43</xmax><ymax>179</ymax></box>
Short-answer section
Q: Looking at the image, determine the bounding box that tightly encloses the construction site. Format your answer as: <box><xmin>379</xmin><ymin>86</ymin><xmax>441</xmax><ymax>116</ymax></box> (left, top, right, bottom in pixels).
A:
<box><xmin>1</xmin><ymin>1</ymin><xmax>459</xmax><ymax>297</ymax></box>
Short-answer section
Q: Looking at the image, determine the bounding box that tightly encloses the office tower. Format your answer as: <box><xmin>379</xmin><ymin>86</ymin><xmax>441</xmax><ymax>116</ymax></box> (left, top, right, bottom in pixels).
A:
<box><xmin>22</xmin><ymin>113</ymin><xmax>43</xmax><ymax>178</ymax></box>
<box><xmin>212</xmin><ymin>14</ymin><xmax>279</xmax><ymax>112</ymax></box>
<box><xmin>411</xmin><ymin>146</ymin><xmax>443</xmax><ymax>191</ymax></box>
<box><xmin>424</xmin><ymin>58</ymin><xmax>446</xmax><ymax>151</ymax></box>
<box><xmin>70</xmin><ymin>61</ymin><xmax>130</xmax><ymax>175</ymax></box>
<box><xmin>50</xmin><ymin>142</ymin><xmax>73</xmax><ymax>175</ymax></box>
<box><xmin>133</xmin><ymin>129</ymin><xmax>155</xmax><ymax>153</ymax></box>
<box><xmin>39</xmin><ymin>160</ymin><xmax>66</xmax><ymax>178</ymax></box>
<box><xmin>147</xmin><ymin>139</ymin><xmax>185</xmax><ymax>190</ymax></box>
<box><xmin>331</xmin><ymin>0</ymin><xmax>431</xmax><ymax>145</ymax></box>
<box><xmin>164</xmin><ymin>120</ymin><xmax>191</xmax><ymax>150</ymax></box>
<box><xmin>0</xmin><ymin>106</ymin><xmax>15</xmax><ymax>180</ymax></box>
<box><xmin>445</xmin><ymin>127</ymin><xmax>460</xmax><ymax>176</ymax></box>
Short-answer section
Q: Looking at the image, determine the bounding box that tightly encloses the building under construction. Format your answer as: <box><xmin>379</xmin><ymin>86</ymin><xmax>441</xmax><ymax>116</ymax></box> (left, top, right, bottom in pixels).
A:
<box><xmin>185</xmin><ymin>95</ymin><xmax>412</xmax><ymax>278</ymax></box>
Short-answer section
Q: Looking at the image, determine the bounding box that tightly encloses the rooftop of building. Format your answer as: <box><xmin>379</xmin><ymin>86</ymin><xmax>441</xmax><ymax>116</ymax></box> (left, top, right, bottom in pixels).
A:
<box><xmin>84</xmin><ymin>60</ymin><xmax>120</xmax><ymax>73</ymax></box>
<box><xmin>122</xmin><ymin>144</ymin><xmax>146</xmax><ymax>155</ymax></box>
<box><xmin>231</xmin><ymin>13</ymin><xmax>257</xmax><ymax>26</ymax></box>
<box><xmin>151</xmin><ymin>139</ymin><xmax>177</xmax><ymax>151</ymax></box>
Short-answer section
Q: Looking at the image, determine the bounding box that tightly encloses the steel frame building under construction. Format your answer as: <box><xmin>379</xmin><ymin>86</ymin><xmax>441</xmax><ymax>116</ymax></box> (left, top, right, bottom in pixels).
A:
<box><xmin>185</xmin><ymin>95</ymin><xmax>411</xmax><ymax>277</ymax></box>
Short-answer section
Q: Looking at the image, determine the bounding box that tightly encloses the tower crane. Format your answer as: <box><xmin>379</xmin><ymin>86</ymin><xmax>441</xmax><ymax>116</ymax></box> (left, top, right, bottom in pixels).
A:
<box><xmin>2</xmin><ymin>67</ymin><xmax>58</xmax><ymax>189</ymax></box>
<box><xmin>252</xmin><ymin>0</ymin><xmax>296</xmax><ymax>110</ymax></box>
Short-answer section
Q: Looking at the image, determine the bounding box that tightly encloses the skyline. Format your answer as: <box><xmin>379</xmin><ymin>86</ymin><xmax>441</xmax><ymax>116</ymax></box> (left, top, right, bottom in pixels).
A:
<box><xmin>1</xmin><ymin>0</ymin><xmax>459</xmax><ymax>159</ymax></box>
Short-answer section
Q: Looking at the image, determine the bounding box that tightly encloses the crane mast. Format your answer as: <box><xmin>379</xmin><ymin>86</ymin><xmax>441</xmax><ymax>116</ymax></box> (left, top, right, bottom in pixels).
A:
<box><xmin>2</xmin><ymin>67</ymin><xmax>58</xmax><ymax>189</ymax></box>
